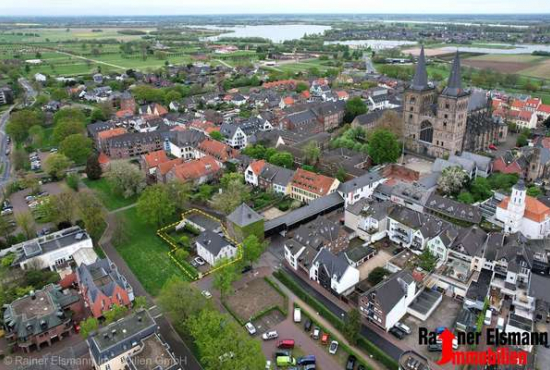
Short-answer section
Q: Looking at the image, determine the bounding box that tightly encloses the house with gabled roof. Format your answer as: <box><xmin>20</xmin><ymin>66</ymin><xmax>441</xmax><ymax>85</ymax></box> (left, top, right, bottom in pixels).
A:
<box><xmin>309</xmin><ymin>248</ymin><xmax>360</xmax><ymax>296</ymax></box>
<box><xmin>359</xmin><ymin>270</ymin><xmax>416</xmax><ymax>331</ymax></box>
<box><xmin>290</xmin><ymin>168</ymin><xmax>339</xmax><ymax>204</ymax></box>
<box><xmin>195</xmin><ymin>230</ymin><xmax>237</xmax><ymax>266</ymax></box>
<box><xmin>226</xmin><ymin>203</ymin><xmax>264</xmax><ymax>242</ymax></box>
<box><xmin>76</xmin><ymin>258</ymin><xmax>134</xmax><ymax>319</ymax></box>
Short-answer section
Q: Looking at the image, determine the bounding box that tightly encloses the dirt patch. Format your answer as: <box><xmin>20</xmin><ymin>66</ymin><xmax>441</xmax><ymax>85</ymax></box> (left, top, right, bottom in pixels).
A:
<box><xmin>461</xmin><ymin>59</ymin><xmax>530</xmax><ymax>74</ymax></box>
<box><xmin>225</xmin><ymin>278</ymin><xmax>286</xmax><ymax>323</ymax></box>
<box><xmin>403</xmin><ymin>47</ymin><xmax>455</xmax><ymax>57</ymax></box>
<box><xmin>261</xmin><ymin>206</ymin><xmax>287</xmax><ymax>221</ymax></box>
<box><xmin>521</xmin><ymin>60</ymin><xmax>550</xmax><ymax>79</ymax></box>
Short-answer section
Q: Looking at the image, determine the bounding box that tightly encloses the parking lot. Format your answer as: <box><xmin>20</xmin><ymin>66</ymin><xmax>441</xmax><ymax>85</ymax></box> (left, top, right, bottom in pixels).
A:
<box><xmin>400</xmin><ymin>295</ymin><xmax>462</xmax><ymax>363</ymax></box>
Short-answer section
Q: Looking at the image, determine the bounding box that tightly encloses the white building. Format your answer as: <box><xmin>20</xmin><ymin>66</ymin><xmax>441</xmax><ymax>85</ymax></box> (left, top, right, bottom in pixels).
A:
<box><xmin>195</xmin><ymin>230</ymin><xmax>237</xmax><ymax>266</ymax></box>
<box><xmin>495</xmin><ymin>180</ymin><xmax>550</xmax><ymax>239</ymax></box>
<box><xmin>11</xmin><ymin>227</ymin><xmax>97</xmax><ymax>271</ymax></box>
<box><xmin>244</xmin><ymin>160</ymin><xmax>266</xmax><ymax>187</ymax></box>
<box><xmin>338</xmin><ymin>172</ymin><xmax>385</xmax><ymax>207</ymax></box>
<box><xmin>34</xmin><ymin>73</ymin><xmax>47</xmax><ymax>83</ymax></box>
<box><xmin>309</xmin><ymin>248</ymin><xmax>360</xmax><ymax>296</ymax></box>
<box><xmin>344</xmin><ymin>199</ymin><xmax>391</xmax><ymax>244</ymax></box>
<box><xmin>167</xmin><ymin>130</ymin><xmax>205</xmax><ymax>160</ymax></box>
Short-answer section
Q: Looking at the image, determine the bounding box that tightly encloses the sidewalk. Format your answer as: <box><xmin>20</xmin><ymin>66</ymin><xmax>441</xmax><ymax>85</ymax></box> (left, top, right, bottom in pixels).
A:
<box><xmin>271</xmin><ymin>275</ymin><xmax>385</xmax><ymax>370</ymax></box>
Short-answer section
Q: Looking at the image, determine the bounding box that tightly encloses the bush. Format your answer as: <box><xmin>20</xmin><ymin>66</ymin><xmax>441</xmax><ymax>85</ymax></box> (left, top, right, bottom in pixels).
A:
<box><xmin>66</xmin><ymin>173</ymin><xmax>80</xmax><ymax>191</ymax></box>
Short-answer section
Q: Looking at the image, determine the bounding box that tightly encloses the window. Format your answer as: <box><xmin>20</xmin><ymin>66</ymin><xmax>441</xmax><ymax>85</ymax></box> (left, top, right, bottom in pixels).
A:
<box><xmin>445</xmin><ymin>103</ymin><xmax>450</xmax><ymax>109</ymax></box>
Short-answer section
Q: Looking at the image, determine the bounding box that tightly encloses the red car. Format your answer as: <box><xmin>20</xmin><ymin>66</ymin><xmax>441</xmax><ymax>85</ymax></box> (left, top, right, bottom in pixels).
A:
<box><xmin>488</xmin><ymin>144</ymin><xmax>498</xmax><ymax>151</ymax></box>
<box><xmin>321</xmin><ymin>332</ymin><xmax>329</xmax><ymax>345</ymax></box>
<box><xmin>277</xmin><ymin>339</ymin><xmax>295</xmax><ymax>349</ymax></box>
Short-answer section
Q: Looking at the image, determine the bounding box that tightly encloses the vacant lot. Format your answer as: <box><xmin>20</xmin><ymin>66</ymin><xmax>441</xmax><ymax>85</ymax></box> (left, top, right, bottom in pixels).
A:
<box><xmin>114</xmin><ymin>208</ymin><xmax>186</xmax><ymax>296</ymax></box>
<box><xmin>225</xmin><ymin>278</ymin><xmax>286</xmax><ymax>323</ymax></box>
<box><xmin>83</xmin><ymin>178</ymin><xmax>137</xmax><ymax>211</ymax></box>
<box><xmin>462</xmin><ymin>59</ymin><xmax>531</xmax><ymax>74</ymax></box>
<box><xmin>521</xmin><ymin>59</ymin><xmax>550</xmax><ymax>79</ymax></box>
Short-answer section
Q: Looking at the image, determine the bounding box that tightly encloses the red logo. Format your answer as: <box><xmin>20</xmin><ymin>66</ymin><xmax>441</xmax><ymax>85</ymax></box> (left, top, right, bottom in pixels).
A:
<box><xmin>437</xmin><ymin>329</ymin><xmax>528</xmax><ymax>366</ymax></box>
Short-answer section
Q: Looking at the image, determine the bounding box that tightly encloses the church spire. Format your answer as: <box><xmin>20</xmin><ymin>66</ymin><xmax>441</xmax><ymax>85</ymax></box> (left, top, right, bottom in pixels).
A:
<box><xmin>410</xmin><ymin>45</ymin><xmax>429</xmax><ymax>91</ymax></box>
<box><xmin>443</xmin><ymin>51</ymin><xmax>464</xmax><ymax>97</ymax></box>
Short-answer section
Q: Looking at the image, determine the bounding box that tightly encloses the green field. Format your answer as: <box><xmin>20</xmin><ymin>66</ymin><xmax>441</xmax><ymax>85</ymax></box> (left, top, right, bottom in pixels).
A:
<box><xmin>114</xmin><ymin>207</ymin><xmax>187</xmax><ymax>296</ymax></box>
<box><xmin>0</xmin><ymin>27</ymin><xmax>156</xmax><ymax>43</ymax></box>
<box><xmin>83</xmin><ymin>177</ymin><xmax>138</xmax><ymax>211</ymax></box>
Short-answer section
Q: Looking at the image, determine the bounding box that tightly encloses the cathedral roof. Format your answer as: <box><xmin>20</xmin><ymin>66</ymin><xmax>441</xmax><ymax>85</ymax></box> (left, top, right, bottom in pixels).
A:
<box><xmin>410</xmin><ymin>46</ymin><xmax>430</xmax><ymax>91</ymax></box>
<box><xmin>443</xmin><ymin>51</ymin><xmax>469</xmax><ymax>97</ymax></box>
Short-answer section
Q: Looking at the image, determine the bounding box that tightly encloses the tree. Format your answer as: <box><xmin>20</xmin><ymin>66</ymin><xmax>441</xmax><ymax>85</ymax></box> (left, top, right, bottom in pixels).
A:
<box><xmin>336</xmin><ymin>167</ymin><xmax>346</xmax><ymax>182</ymax></box>
<box><xmin>79</xmin><ymin>317</ymin><xmax>98</xmax><ymax>339</ymax></box>
<box><xmin>437</xmin><ymin>166</ymin><xmax>469</xmax><ymax>196</ymax></box>
<box><xmin>90</xmin><ymin>109</ymin><xmax>106</xmax><ymax>122</ymax></box>
<box><xmin>186</xmin><ymin>309</ymin><xmax>265</xmax><ymax>370</ymax></box>
<box><xmin>105</xmin><ymin>160</ymin><xmax>146</xmax><ymax>198</ymax></box>
<box><xmin>53</xmin><ymin>108</ymin><xmax>86</xmax><ymax>125</ymax></box>
<box><xmin>60</xmin><ymin>134</ymin><xmax>93</xmax><ymax>164</ymax></box>
<box><xmin>166</xmin><ymin>180</ymin><xmax>192</xmax><ymax>211</ymax></box>
<box><xmin>28</xmin><ymin>125</ymin><xmax>45</xmax><ymax>147</ymax></box>
<box><xmin>367</xmin><ymin>129</ymin><xmax>401</xmax><ymax>164</ymax></box>
<box><xmin>85</xmin><ymin>153</ymin><xmax>102</xmax><ymax>180</ymax></box>
<box><xmin>104</xmin><ymin>304</ymin><xmax>129</xmax><ymax>324</ymax></box>
<box><xmin>377</xmin><ymin>110</ymin><xmax>403</xmax><ymax>137</ymax></box>
<box><xmin>212</xmin><ymin>179</ymin><xmax>251</xmax><ymax>214</ymax></box>
<box><xmin>12</xmin><ymin>149</ymin><xmax>29</xmax><ymax>171</ymax></box>
<box><xmin>418</xmin><ymin>249</ymin><xmax>438</xmax><ymax>272</ymax></box>
<box><xmin>16</xmin><ymin>212</ymin><xmax>35</xmax><ymax>240</ymax></box>
<box><xmin>136</xmin><ymin>184</ymin><xmax>176</xmax><ymax>226</ymax></box>
<box><xmin>209</xmin><ymin>131</ymin><xmax>223</xmax><ymax>141</ymax></box>
<box><xmin>6</xmin><ymin>109</ymin><xmax>43</xmax><ymax>142</ymax></box>
<box><xmin>457</xmin><ymin>191</ymin><xmax>475</xmax><ymax>204</ymax></box>
<box><xmin>303</xmin><ymin>141</ymin><xmax>321</xmax><ymax>166</ymax></box>
<box><xmin>175</xmin><ymin>248</ymin><xmax>189</xmax><ymax>263</ymax></box>
<box><xmin>344</xmin><ymin>96</ymin><xmax>367</xmax><ymax>122</ymax></box>
<box><xmin>76</xmin><ymin>192</ymin><xmax>106</xmax><ymax>240</ymax></box>
<box><xmin>220</xmin><ymin>172</ymin><xmax>244</xmax><ymax>189</ymax></box>
<box><xmin>43</xmin><ymin>153</ymin><xmax>72</xmax><ymax>179</ymax></box>
<box><xmin>343</xmin><ymin>308</ymin><xmax>361</xmax><ymax>345</ymax></box>
<box><xmin>527</xmin><ymin>186</ymin><xmax>542</xmax><ymax>198</ymax></box>
<box><xmin>0</xmin><ymin>216</ymin><xmax>12</xmax><ymax>241</ymax></box>
<box><xmin>516</xmin><ymin>134</ymin><xmax>529</xmax><ymax>147</ymax></box>
<box><xmin>242</xmin><ymin>235</ymin><xmax>266</xmax><ymax>267</ymax></box>
<box><xmin>212</xmin><ymin>260</ymin><xmax>238</xmax><ymax>297</ymax></box>
<box><xmin>51</xmin><ymin>88</ymin><xmax>68</xmax><ymax>101</ymax></box>
<box><xmin>42</xmin><ymin>192</ymin><xmax>76</xmax><ymax>226</ymax></box>
<box><xmin>367</xmin><ymin>266</ymin><xmax>389</xmax><ymax>286</ymax></box>
<box><xmin>158</xmin><ymin>277</ymin><xmax>211</xmax><ymax>331</ymax></box>
<box><xmin>52</xmin><ymin>119</ymin><xmax>85</xmax><ymax>144</ymax></box>
<box><xmin>268</xmin><ymin>151</ymin><xmax>294</xmax><ymax>169</ymax></box>
<box><xmin>295</xmin><ymin>82</ymin><xmax>308</xmax><ymax>93</ymax></box>
<box><xmin>133</xmin><ymin>296</ymin><xmax>147</xmax><ymax>310</ymax></box>
<box><xmin>470</xmin><ymin>177</ymin><xmax>492</xmax><ymax>202</ymax></box>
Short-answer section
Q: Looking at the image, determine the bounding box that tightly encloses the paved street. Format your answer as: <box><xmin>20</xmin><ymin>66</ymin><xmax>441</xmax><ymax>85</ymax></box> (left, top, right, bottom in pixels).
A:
<box><xmin>0</xmin><ymin>107</ymin><xmax>13</xmax><ymax>187</ymax></box>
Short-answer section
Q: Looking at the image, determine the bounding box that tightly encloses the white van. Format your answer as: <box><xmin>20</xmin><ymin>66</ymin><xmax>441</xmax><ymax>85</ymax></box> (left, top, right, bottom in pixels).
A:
<box><xmin>484</xmin><ymin>309</ymin><xmax>492</xmax><ymax>325</ymax></box>
<box><xmin>496</xmin><ymin>317</ymin><xmax>505</xmax><ymax>331</ymax></box>
<box><xmin>293</xmin><ymin>307</ymin><xmax>301</xmax><ymax>323</ymax></box>
<box><xmin>395</xmin><ymin>321</ymin><xmax>411</xmax><ymax>335</ymax></box>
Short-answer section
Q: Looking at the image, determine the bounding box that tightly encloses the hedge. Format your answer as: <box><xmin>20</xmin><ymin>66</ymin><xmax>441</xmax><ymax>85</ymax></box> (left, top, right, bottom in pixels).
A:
<box><xmin>274</xmin><ymin>270</ymin><xmax>399</xmax><ymax>370</ymax></box>
<box><xmin>264</xmin><ymin>277</ymin><xmax>289</xmax><ymax>316</ymax></box>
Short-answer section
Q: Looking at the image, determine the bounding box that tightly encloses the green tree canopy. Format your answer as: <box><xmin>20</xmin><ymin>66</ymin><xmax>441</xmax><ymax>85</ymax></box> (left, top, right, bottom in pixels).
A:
<box><xmin>43</xmin><ymin>153</ymin><xmax>72</xmax><ymax>179</ymax></box>
<box><xmin>344</xmin><ymin>96</ymin><xmax>367</xmax><ymax>122</ymax></box>
<box><xmin>59</xmin><ymin>134</ymin><xmax>93</xmax><ymax>164</ymax></box>
<box><xmin>136</xmin><ymin>184</ymin><xmax>176</xmax><ymax>226</ymax></box>
<box><xmin>367</xmin><ymin>129</ymin><xmax>401</xmax><ymax>164</ymax></box>
<box><xmin>52</xmin><ymin>119</ymin><xmax>86</xmax><ymax>144</ymax></box>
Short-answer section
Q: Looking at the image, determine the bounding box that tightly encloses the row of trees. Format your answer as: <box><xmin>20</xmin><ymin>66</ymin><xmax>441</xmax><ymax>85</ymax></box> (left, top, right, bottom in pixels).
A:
<box><xmin>241</xmin><ymin>145</ymin><xmax>294</xmax><ymax>169</ymax></box>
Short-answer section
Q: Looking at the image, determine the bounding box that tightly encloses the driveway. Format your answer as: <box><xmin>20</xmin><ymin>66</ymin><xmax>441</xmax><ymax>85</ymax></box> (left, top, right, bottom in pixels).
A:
<box><xmin>357</xmin><ymin>249</ymin><xmax>392</xmax><ymax>280</ymax></box>
<box><xmin>261</xmin><ymin>319</ymin><xmax>341</xmax><ymax>370</ymax></box>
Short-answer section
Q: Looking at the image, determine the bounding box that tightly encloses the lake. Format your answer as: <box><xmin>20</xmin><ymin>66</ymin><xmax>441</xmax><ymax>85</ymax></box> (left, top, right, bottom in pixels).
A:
<box><xmin>201</xmin><ymin>24</ymin><xmax>332</xmax><ymax>43</ymax></box>
<box><xmin>324</xmin><ymin>39</ymin><xmax>417</xmax><ymax>49</ymax></box>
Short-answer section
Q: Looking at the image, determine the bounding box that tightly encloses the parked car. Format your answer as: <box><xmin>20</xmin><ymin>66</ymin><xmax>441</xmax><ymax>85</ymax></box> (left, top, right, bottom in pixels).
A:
<box><xmin>245</xmin><ymin>322</ymin><xmax>256</xmax><ymax>335</ymax></box>
<box><xmin>277</xmin><ymin>339</ymin><xmax>295</xmax><ymax>349</ymax></box>
<box><xmin>274</xmin><ymin>350</ymin><xmax>290</xmax><ymax>358</ymax></box>
<box><xmin>25</xmin><ymin>195</ymin><xmax>35</xmax><ymax>203</ymax></box>
<box><xmin>346</xmin><ymin>355</ymin><xmax>357</xmax><ymax>370</ymax></box>
<box><xmin>394</xmin><ymin>322</ymin><xmax>411</xmax><ymax>335</ymax></box>
<box><xmin>297</xmin><ymin>355</ymin><xmax>316</xmax><ymax>366</ymax></box>
<box><xmin>265</xmin><ymin>360</ymin><xmax>272</xmax><ymax>369</ymax></box>
<box><xmin>428</xmin><ymin>343</ymin><xmax>442</xmax><ymax>352</ymax></box>
<box><xmin>262</xmin><ymin>331</ymin><xmax>278</xmax><ymax>340</ymax></box>
<box><xmin>293</xmin><ymin>307</ymin><xmax>301</xmax><ymax>323</ymax></box>
<box><xmin>484</xmin><ymin>309</ymin><xmax>492</xmax><ymax>326</ymax></box>
<box><xmin>201</xmin><ymin>290</ymin><xmax>212</xmax><ymax>299</ymax></box>
<box><xmin>193</xmin><ymin>257</ymin><xmax>206</xmax><ymax>266</ymax></box>
<box><xmin>389</xmin><ymin>327</ymin><xmax>405</xmax><ymax>339</ymax></box>
<box><xmin>304</xmin><ymin>319</ymin><xmax>312</xmax><ymax>332</ymax></box>
<box><xmin>320</xmin><ymin>332</ymin><xmax>329</xmax><ymax>345</ymax></box>
<box><xmin>276</xmin><ymin>356</ymin><xmax>296</xmax><ymax>367</ymax></box>
<box><xmin>328</xmin><ymin>340</ymin><xmax>339</xmax><ymax>354</ymax></box>
<box><xmin>312</xmin><ymin>327</ymin><xmax>320</xmax><ymax>340</ymax></box>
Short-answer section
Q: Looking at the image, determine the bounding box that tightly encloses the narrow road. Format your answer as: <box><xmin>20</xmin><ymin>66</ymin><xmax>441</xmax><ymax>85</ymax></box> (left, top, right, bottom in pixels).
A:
<box><xmin>18</xmin><ymin>78</ymin><xmax>37</xmax><ymax>106</ymax></box>
<box><xmin>215</xmin><ymin>59</ymin><xmax>234</xmax><ymax>69</ymax></box>
<box><xmin>99</xmin><ymin>211</ymin><xmax>203</xmax><ymax>370</ymax></box>
<box><xmin>55</xmin><ymin>50</ymin><xmax>126</xmax><ymax>70</ymax></box>
<box><xmin>0</xmin><ymin>106</ymin><xmax>14</xmax><ymax>187</ymax></box>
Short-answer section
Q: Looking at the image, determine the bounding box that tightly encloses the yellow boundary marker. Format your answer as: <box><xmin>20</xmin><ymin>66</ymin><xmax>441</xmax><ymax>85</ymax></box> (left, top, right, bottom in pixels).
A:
<box><xmin>157</xmin><ymin>208</ymin><xmax>243</xmax><ymax>281</ymax></box>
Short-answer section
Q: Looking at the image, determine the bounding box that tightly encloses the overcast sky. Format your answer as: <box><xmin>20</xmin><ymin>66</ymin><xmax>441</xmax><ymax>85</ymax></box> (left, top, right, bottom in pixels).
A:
<box><xmin>0</xmin><ymin>0</ymin><xmax>546</xmax><ymax>16</ymax></box>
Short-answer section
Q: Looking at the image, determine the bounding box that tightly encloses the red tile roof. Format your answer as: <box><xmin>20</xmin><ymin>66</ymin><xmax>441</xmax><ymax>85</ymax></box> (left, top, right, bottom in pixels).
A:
<box><xmin>153</xmin><ymin>103</ymin><xmax>168</xmax><ymax>116</ymax></box>
<box><xmin>499</xmin><ymin>196</ymin><xmax>550</xmax><ymax>223</ymax></box>
<box><xmin>291</xmin><ymin>168</ymin><xmax>337</xmax><ymax>197</ymax></box>
<box><xmin>283</xmin><ymin>96</ymin><xmax>295</xmax><ymax>106</ymax></box>
<box><xmin>336</xmin><ymin>91</ymin><xmax>349</xmax><ymax>99</ymax></box>
<box><xmin>492</xmin><ymin>157</ymin><xmax>523</xmax><ymax>175</ymax></box>
<box><xmin>144</xmin><ymin>150</ymin><xmax>169</xmax><ymax>169</ymax></box>
<box><xmin>171</xmin><ymin>155</ymin><xmax>221</xmax><ymax>182</ymax></box>
<box><xmin>197</xmin><ymin>138</ymin><xmax>238</xmax><ymax>162</ymax></box>
<box><xmin>301</xmin><ymin>90</ymin><xmax>311</xmax><ymax>99</ymax></box>
<box><xmin>518</xmin><ymin>110</ymin><xmax>534</xmax><ymax>121</ymax></box>
<box><xmin>249</xmin><ymin>160</ymin><xmax>266</xmax><ymax>175</ymax></box>
<box><xmin>511</xmin><ymin>100</ymin><xmax>526</xmax><ymax>110</ymax></box>
<box><xmin>538</xmin><ymin>104</ymin><xmax>550</xmax><ymax>114</ymax></box>
<box><xmin>526</xmin><ymin>98</ymin><xmax>541</xmax><ymax>108</ymax></box>
<box><xmin>98</xmin><ymin>152</ymin><xmax>110</xmax><ymax>165</ymax></box>
<box><xmin>158</xmin><ymin>158</ymin><xmax>184</xmax><ymax>176</ymax></box>
<box><xmin>116</xmin><ymin>109</ymin><xmax>134</xmax><ymax>118</ymax></box>
<box><xmin>98</xmin><ymin>128</ymin><xmax>127</xmax><ymax>141</ymax></box>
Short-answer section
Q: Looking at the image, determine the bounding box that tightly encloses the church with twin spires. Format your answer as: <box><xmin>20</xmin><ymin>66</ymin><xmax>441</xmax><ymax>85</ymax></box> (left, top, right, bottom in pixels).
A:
<box><xmin>403</xmin><ymin>46</ymin><xmax>506</xmax><ymax>158</ymax></box>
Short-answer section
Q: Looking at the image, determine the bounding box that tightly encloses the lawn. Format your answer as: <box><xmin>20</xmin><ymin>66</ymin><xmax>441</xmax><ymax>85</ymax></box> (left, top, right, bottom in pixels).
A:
<box><xmin>82</xmin><ymin>177</ymin><xmax>138</xmax><ymax>211</ymax></box>
<box><xmin>114</xmin><ymin>207</ymin><xmax>187</xmax><ymax>296</ymax></box>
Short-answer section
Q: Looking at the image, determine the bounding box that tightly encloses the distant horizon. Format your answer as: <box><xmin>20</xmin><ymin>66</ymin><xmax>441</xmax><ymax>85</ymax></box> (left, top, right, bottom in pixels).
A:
<box><xmin>1</xmin><ymin>0</ymin><xmax>549</xmax><ymax>18</ymax></box>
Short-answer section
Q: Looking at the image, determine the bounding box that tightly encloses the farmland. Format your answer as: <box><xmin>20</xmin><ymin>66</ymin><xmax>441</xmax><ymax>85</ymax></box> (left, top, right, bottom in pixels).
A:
<box><xmin>461</xmin><ymin>54</ymin><xmax>548</xmax><ymax>76</ymax></box>
<box><xmin>0</xmin><ymin>27</ymin><xmax>156</xmax><ymax>43</ymax></box>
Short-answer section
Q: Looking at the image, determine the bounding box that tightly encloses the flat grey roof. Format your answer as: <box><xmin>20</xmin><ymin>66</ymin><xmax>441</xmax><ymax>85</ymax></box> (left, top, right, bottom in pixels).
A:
<box><xmin>408</xmin><ymin>288</ymin><xmax>442</xmax><ymax>315</ymax></box>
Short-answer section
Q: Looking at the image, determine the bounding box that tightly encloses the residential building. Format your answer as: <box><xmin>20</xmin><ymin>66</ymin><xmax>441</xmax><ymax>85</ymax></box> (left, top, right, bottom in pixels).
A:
<box><xmin>167</xmin><ymin>130</ymin><xmax>206</xmax><ymax>160</ymax></box>
<box><xmin>359</xmin><ymin>270</ymin><xmax>416</xmax><ymax>331</ymax></box>
<box><xmin>87</xmin><ymin>309</ymin><xmax>180</xmax><ymax>370</ymax></box>
<box><xmin>196</xmin><ymin>138</ymin><xmax>239</xmax><ymax>166</ymax></box>
<box><xmin>338</xmin><ymin>172</ymin><xmax>385</xmax><ymax>207</ymax></box>
<box><xmin>3</xmin><ymin>284</ymin><xmax>84</xmax><ymax>352</ymax></box>
<box><xmin>309</xmin><ymin>248</ymin><xmax>360</xmax><ymax>296</ymax></box>
<box><xmin>142</xmin><ymin>150</ymin><xmax>170</xmax><ymax>175</ymax></box>
<box><xmin>244</xmin><ymin>160</ymin><xmax>266</xmax><ymax>186</ymax></box>
<box><xmin>344</xmin><ymin>199</ymin><xmax>393</xmax><ymax>244</ymax></box>
<box><xmin>195</xmin><ymin>230</ymin><xmax>237</xmax><ymax>266</ymax></box>
<box><xmin>104</xmin><ymin>131</ymin><xmax>168</xmax><ymax>159</ymax></box>
<box><xmin>166</xmin><ymin>155</ymin><xmax>221</xmax><ymax>185</ymax></box>
<box><xmin>76</xmin><ymin>258</ymin><xmax>134</xmax><ymax>319</ymax></box>
<box><xmin>258</xmin><ymin>163</ymin><xmax>295</xmax><ymax>195</ymax></box>
<box><xmin>290</xmin><ymin>168</ymin><xmax>340</xmax><ymax>203</ymax></box>
<box><xmin>11</xmin><ymin>227</ymin><xmax>97</xmax><ymax>271</ymax></box>
<box><xmin>226</xmin><ymin>203</ymin><xmax>264</xmax><ymax>242</ymax></box>
<box><xmin>0</xmin><ymin>86</ymin><xmax>14</xmax><ymax>105</ymax></box>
